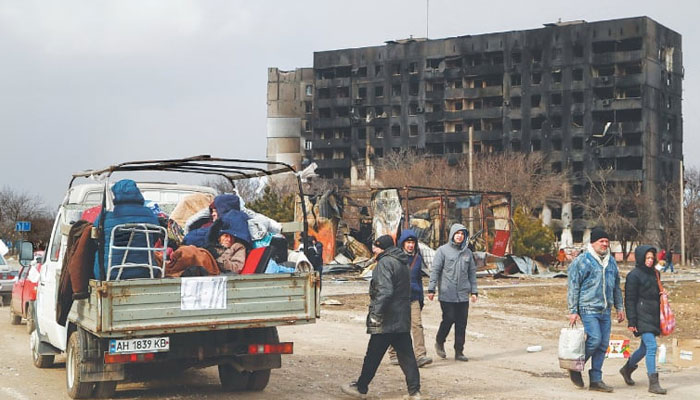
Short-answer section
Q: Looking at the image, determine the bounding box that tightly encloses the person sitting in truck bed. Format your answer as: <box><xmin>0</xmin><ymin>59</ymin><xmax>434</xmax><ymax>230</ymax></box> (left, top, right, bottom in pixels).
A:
<box><xmin>182</xmin><ymin>194</ymin><xmax>242</xmax><ymax>247</ymax></box>
<box><xmin>93</xmin><ymin>179</ymin><xmax>162</xmax><ymax>280</ymax></box>
<box><xmin>206</xmin><ymin>210</ymin><xmax>251</xmax><ymax>273</ymax></box>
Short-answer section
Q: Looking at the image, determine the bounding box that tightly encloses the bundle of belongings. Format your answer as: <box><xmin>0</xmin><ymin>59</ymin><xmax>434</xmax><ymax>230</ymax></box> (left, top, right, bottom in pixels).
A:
<box><xmin>57</xmin><ymin>179</ymin><xmax>300</xmax><ymax>325</ymax></box>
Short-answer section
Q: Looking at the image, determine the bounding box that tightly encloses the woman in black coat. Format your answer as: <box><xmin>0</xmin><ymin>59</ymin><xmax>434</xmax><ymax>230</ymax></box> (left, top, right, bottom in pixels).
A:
<box><xmin>619</xmin><ymin>245</ymin><xmax>667</xmax><ymax>395</ymax></box>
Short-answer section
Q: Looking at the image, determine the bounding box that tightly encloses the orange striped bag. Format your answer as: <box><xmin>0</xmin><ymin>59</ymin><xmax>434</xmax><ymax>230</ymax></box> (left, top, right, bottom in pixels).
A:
<box><xmin>656</xmin><ymin>272</ymin><xmax>676</xmax><ymax>336</ymax></box>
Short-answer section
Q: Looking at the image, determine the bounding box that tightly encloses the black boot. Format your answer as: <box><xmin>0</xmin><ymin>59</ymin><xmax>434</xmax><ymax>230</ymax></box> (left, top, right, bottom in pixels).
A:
<box><xmin>434</xmin><ymin>342</ymin><xmax>446</xmax><ymax>359</ymax></box>
<box><xmin>619</xmin><ymin>361</ymin><xmax>638</xmax><ymax>386</ymax></box>
<box><xmin>648</xmin><ymin>373</ymin><xmax>667</xmax><ymax>395</ymax></box>
<box><xmin>589</xmin><ymin>380</ymin><xmax>614</xmax><ymax>392</ymax></box>
<box><xmin>568</xmin><ymin>371</ymin><xmax>584</xmax><ymax>388</ymax></box>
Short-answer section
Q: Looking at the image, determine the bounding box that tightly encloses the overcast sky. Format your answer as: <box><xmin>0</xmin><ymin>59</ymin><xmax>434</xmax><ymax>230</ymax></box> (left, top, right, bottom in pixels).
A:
<box><xmin>0</xmin><ymin>0</ymin><xmax>696</xmax><ymax>205</ymax></box>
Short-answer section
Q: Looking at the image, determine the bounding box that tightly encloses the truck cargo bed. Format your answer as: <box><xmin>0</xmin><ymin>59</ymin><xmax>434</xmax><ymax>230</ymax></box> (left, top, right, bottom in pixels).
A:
<box><xmin>68</xmin><ymin>273</ymin><xmax>319</xmax><ymax>338</ymax></box>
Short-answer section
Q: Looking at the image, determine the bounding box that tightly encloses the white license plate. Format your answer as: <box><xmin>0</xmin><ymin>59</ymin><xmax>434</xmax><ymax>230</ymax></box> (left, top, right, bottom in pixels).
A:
<box><xmin>109</xmin><ymin>337</ymin><xmax>170</xmax><ymax>354</ymax></box>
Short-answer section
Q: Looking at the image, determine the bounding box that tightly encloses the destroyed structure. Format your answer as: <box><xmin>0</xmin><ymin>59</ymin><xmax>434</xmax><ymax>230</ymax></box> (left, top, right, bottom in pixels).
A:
<box><xmin>268</xmin><ymin>16</ymin><xmax>683</xmax><ymax>245</ymax></box>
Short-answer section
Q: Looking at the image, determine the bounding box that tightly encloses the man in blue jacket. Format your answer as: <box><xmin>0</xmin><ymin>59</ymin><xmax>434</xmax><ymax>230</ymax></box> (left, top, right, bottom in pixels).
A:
<box><xmin>389</xmin><ymin>230</ymin><xmax>433</xmax><ymax>367</ymax></box>
<box><xmin>567</xmin><ymin>227</ymin><xmax>625</xmax><ymax>392</ymax></box>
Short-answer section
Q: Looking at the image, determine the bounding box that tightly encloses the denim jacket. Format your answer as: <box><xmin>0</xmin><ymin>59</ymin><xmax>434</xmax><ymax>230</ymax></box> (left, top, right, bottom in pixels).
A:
<box><xmin>567</xmin><ymin>249</ymin><xmax>623</xmax><ymax>315</ymax></box>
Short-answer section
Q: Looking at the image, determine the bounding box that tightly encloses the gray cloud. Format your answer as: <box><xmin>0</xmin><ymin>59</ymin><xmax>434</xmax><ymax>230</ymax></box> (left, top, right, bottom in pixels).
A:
<box><xmin>0</xmin><ymin>0</ymin><xmax>696</xmax><ymax>205</ymax></box>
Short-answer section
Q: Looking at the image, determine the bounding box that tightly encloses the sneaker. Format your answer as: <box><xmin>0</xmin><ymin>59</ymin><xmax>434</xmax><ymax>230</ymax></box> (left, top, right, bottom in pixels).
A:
<box><xmin>434</xmin><ymin>342</ymin><xmax>446</xmax><ymax>359</ymax></box>
<box><xmin>403</xmin><ymin>391</ymin><xmax>421</xmax><ymax>400</ymax></box>
<box><xmin>589</xmin><ymin>380</ymin><xmax>614</xmax><ymax>393</ymax></box>
<box><xmin>341</xmin><ymin>382</ymin><xmax>367</xmax><ymax>399</ymax></box>
<box><xmin>417</xmin><ymin>356</ymin><xmax>433</xmax><ymax>368</ymax></box>
<box><xmin>568</xmin><ymin>370</ymin><xmax>584</xmax><ymax>388</ymax></box>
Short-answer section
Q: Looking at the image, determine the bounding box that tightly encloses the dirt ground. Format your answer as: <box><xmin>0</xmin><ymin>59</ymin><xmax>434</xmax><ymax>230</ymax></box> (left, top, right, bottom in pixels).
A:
<box><xmin>1</xmin><ymin>273</ymin><xmax>699</xmax><ymax>399</ymax></box>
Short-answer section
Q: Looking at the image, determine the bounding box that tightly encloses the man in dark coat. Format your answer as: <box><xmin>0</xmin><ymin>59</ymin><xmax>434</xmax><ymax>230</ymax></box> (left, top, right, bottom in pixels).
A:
<box><xmin>619</xmin><ymin>245</ymin><xmax>667</xmax><ymax>394</ymax></box>
<box><xmin>341</xmin><ymin>235</ymin><xmax>421</xmax><ymax>399</ymax></box>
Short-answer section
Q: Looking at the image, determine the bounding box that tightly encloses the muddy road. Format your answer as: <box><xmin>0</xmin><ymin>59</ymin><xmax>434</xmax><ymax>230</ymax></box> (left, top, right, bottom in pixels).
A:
<box><xmin>1</xmin><ymin>275</ymin><xmax>699</xmax><ymax>399</ymax></box>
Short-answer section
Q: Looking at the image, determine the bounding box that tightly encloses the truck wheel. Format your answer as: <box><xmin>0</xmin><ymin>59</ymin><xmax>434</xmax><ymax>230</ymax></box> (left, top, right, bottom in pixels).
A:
<box><xmin>67</xmin><ymin>331</ymin><xmax>94</xmax><ymax>399</ymax></box>
<box><xmin>26</xmin><ymin>303</ymin><xmax>35</xmax><ymax>333</ymax></box>
<box><xmin>247</xmin><ymin>369</ymin><xmax>271</xmax><ymax>391</ymax></box>
<box><xmin>30</xmin><ymin>327</ymin><xmax>54</xmax><ymax>368</ymax></box>
<box><xmin>10</xmin><ymin>309</ymin><xmax>21</xmax><ymax>325</ymax></box>
<box><xmin>218</xmin><ymin>363</ymin><xmax>249</xmax><ymax>391</ymax></box>
<box><xmin>93</xmin><ymin>381</ymin><xmax>117</xmax><ymax>398</ymax></box>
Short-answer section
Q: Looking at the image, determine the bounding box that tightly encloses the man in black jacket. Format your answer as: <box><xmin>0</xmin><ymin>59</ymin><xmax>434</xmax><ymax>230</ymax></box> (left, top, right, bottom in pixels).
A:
<box><xmin>341</xmin><ymin>235</ymin><xmax>421</xmax><ymax>399</ymax></box>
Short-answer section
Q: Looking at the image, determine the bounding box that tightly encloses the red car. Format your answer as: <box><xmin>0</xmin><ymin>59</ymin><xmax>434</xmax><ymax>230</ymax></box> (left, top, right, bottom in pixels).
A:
<box><xmin>10</xmin><ymin>251</ymin><xmax>43</xmax><ymax>332</ymax></box>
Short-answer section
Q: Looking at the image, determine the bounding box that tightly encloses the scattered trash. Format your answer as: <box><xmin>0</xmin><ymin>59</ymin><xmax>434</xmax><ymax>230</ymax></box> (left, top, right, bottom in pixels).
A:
<box><xmin>526</xmin><ymin>345</ymin><xmax>543</xmax><ymax>353</ymax></box>
<box><xmin>320</xmin><ymin>298</ymin><xmax>343</xmax><ymax>306</ymax></box>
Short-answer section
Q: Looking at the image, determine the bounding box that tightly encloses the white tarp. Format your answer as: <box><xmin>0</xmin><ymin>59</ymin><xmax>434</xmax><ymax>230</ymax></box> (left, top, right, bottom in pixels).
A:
<box><xmin>180</xmin><ymin>276</ymin><xmax>227</xmax><ymax>310</ymax></box>
<box><xmin>0</xmin><ymin>240</ymin><xmax>8</xmax><ymax>256</ymax></box>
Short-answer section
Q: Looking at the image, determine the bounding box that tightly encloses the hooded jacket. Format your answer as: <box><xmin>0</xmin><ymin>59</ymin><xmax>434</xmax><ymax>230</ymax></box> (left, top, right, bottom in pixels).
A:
<box><xmin>366</xmin><ymin>246</ymin><xmax>411</xmax><ymax>334</ymax></box>
<box><xmin>212</xmin><ymin>194</ymin><xmax>241</xmax><ymax>215</ymax></box>
<box><xmin>398</xmin><ymin>229</ymin><xmax>424</xmax><ymax>304</ymax></box>
<box><xmin>567</xmin><ymin>244</ymin><xmax>623</xmax><ymax>315</ymax></box>
<box><xmin>427</xmin><ymin>223</ymin><xmax>477</xmax><ymax>302</ymax></box>
<box><xmin>93</xmin><ymin>179</ymin><xmax>161</xmax><ymax>280</ymax></box>
<box><xmin>624</xmin><ymin>245</ymin><xmax>661</xmax><ymax>336</ymax></box>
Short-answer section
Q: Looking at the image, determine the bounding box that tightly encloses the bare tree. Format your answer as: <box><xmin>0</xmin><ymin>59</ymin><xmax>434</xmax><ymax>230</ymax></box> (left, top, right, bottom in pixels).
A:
<box><xmin>0</xmin><ymin>186</ymin><xmax>53</xmax><ymax>248</ymax></box>
<box><xmin>377</xmin><ymin>151</ymin><xmax>565</xmax><ymax>215</ymax></box>
<box><xmin>683</xmin><ymin>167</ymin><xmax>700</xmax><ymax>264</ymax></box>
<box><xmin>580</xmin><ymin>169</ymin><xmax>647</xmax><ymax>262</ymax></box>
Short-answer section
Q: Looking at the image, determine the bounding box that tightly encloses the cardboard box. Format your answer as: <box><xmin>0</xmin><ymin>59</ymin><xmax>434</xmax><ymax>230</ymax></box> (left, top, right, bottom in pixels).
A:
<box><xmin>606</xmin><ymin>334</ymin><xmax>631</xmax><ymax>359</ymax></box>
<box><xmin>672</xmin><ymin>339</ymin><xmax>700</xmax><ymax>368</ymax></box>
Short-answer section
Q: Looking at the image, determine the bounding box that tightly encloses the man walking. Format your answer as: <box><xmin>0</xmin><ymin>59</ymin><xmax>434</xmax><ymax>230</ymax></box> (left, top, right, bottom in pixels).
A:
<box><xmin>389</xmin><ymin>230</ymin><xmax>433</xmax><ymax>368</ymax></box>
<box><xmin>341</xmin><ymin>235</ymin><xmax>421</xmax><ymax>399</ymax></box>
<box><xmin>427</xmin><ymin>223</ymin><xmax>477</xmax><ymax>362</ymax></box>
<box><xmin>567</xmin><ymin>227</ymin><xmax>625</xmax><ymax>392</ymax></box>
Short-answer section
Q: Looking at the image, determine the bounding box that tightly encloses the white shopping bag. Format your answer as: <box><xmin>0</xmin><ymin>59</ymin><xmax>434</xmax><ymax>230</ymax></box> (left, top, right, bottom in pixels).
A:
<box><xmin>558</xmin><ymin>325</ymin><xmax>585</xmax><ymax>371</ymax></box>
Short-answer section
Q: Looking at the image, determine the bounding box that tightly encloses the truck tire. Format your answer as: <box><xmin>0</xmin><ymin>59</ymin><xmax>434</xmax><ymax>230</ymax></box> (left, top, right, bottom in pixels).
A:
<box><xmin>66</xmin><ymin>331</ymin><xmax>94</xmax><ymax>399</ymax></box>
<box><xmin>10</xmin><ymin>309</ymin><xmax>22</xmax><ymax>325</ymax></box>
<box><xmin>247</xmin><ymin>369</ymin><xmax>271</xmax><ymax>391</ymax></box>
<box><xmin>218</xmin><ymin>363</ymin><xmax>249</xmax><ymax>391</ymax></box>
<box><xmin>30</xmin><ymin>327</ymin><xmax>54</xmax><ymax>368</ymax></box>
<box><xmin>93</xmin><ymin>381</ymin><xmax>117</xmax><ymax>398</ymax></box>
<box><xmin>26</xmin><ymin>303</ymin><xmax>35</xmax><ymax>334</ymax></box>
<box><xmin>246</xmin><ymin>327</ymin><xmax>278</xmax><ymax>391</ymax></box>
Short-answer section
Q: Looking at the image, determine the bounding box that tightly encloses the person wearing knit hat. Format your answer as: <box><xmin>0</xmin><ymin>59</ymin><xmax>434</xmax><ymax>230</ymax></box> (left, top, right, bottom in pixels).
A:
<box><xmin>341</xmin><ymin>233</ymin><xmax>421</xmax><ymax>399</ymax></box>
<box><xmin>566</xmin><ymin>226</ymin><xmax>625</xmax><ymax>392</ymax></box>
<box><xmin>373</xmin><ymin>235</ymin><xmax>395</xmax><ymax>251</ymax></box>
<box><xmin>589</xmin><ymin>227</ymin><xmax>609</xmax><ymax>244</ymax></box>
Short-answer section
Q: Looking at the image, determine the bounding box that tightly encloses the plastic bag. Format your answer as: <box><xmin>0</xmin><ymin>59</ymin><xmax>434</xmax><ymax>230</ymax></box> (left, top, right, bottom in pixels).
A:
<box><xmin>656</xmin><ymin>272</ymin><xmax>676</xmax><ymax>336</ymax></box>
<box><xmin>558</xmin><ymin>326</ymin><xmax>585</xmax><ymax>371</ymax></box>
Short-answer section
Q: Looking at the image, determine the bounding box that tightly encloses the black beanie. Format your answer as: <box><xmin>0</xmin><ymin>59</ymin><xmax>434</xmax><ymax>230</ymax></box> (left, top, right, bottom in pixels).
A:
<box><xmin>590</xmin><ymin>227</ymin><xmax>609</xmax><ymax>243</ymax></box>
<box><xmin>373</xmin><ymin>235</ymin><xmax>395</xmax><ymax>250</ymax></box>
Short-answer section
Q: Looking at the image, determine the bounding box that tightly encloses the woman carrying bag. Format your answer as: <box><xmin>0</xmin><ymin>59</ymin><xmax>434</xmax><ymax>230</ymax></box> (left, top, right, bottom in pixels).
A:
<box><xmin>619</xmin><ymin>245</ymin><xmax>667</xmax><ymax>395</ymax></box>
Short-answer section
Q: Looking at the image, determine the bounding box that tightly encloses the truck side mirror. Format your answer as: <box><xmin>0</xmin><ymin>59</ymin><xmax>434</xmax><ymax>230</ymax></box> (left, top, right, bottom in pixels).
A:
<box><xmin>18</xmin><ymin>241</ymin><xmax>34</xmax><ymax>267</ymax></box>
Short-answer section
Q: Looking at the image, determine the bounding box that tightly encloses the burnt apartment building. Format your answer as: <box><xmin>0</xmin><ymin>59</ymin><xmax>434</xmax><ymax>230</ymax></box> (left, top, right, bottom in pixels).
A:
<box><xmin>268</xmin><ymin>16</ymin><xmax>683</xmax><ymax>244</ymax></box>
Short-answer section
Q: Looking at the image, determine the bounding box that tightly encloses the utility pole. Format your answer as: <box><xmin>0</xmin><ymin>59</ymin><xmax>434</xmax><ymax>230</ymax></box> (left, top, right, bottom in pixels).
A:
<box><xmin>468</xmin><ymin>125</ymin><xmax>474</xmax><ymax>235</ymax></box>
<box><xmin>426</xmin><ymin>0</ymin><xmax>429</xmax><ymax>38</ymax></box>
<box><xmin>680</xmin><ymin>160</ymin><xmax>685</xmax><ymax>265</ymax></box>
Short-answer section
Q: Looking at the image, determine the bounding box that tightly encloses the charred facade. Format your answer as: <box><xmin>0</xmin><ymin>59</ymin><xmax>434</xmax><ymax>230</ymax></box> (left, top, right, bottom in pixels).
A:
<box><xmin>270</xmin><ymin>17</ymin><xmax>683</xmax><ymax>243</ymax></box>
